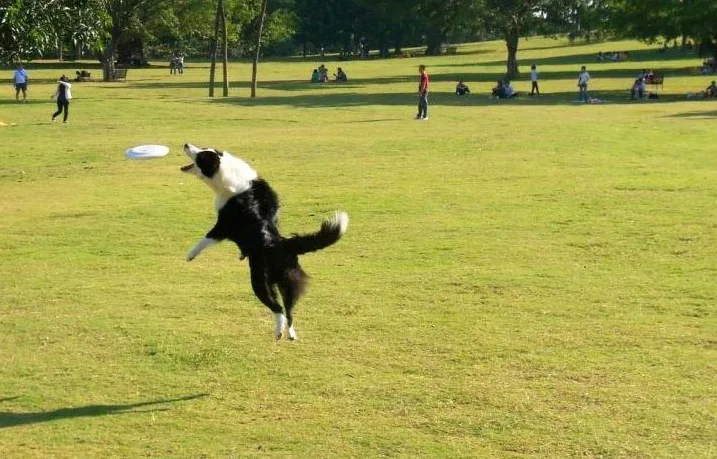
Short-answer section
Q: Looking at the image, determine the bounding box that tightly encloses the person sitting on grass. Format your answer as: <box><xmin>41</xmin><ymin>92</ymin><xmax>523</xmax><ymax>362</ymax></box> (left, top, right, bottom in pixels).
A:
<box><xmin>318</xmin><ymin>64</ymin><xmax>329</xmax><ymax>83</ymax></box>
<box><xmin>311</xmin><ymin>69</ymin><xmax>320</xmax><ymax>83</ymax></box>
<box><xmin>491</xmin><ymin>80</ymin><xmax>504</xmax><ymax>99</ymax></box>
<box><xmin>502</xmin><ymin>80</ymin><xmax>516</xmax><ymax>98</ymax></box>
<box><xmin>455</xmin><ymin>81</ymin><xmax>470</xmax><ymax>96</ymax></box>
<box><xmin>705</xmin><ymin>81</ymin><xmax>717</xmax><ymax>98</ymax></box>
<box><xmin>334</xmin><ymin>67</ymin><xmax>347</xmax><ymax>82</ymax></box>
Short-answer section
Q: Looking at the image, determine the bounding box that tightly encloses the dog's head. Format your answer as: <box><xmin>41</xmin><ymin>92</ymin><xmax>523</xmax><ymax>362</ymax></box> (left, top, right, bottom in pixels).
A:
<box><xmin>181</xmin><ymin>143</ymin><xmax>258</xmax><ymax>196</ymax></box>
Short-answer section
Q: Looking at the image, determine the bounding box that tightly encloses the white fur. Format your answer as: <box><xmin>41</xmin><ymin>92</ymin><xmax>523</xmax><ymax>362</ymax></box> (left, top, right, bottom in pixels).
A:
<box><xmin>287</xmin><ymin>325</ymin><xmax>297</xmax><ymax>341</ymax></box>
<box><xmin>274</xmin><ymin>313</ymin><xmax>287</xmax><ymax>340</ymax></box>
<box><xmin>330</xmin><ymin>211</ymin><xmax>349</xmax><ymax>235</ymax></box>
<box><xmin>187</xmin><ymin>237</ymin><xmax>218</xmax><ymax>261</ymax></box>
<box><xmin>183</xmin><ymin>143</ymin><xmax>258</xmax><ymax>210</ymax></box>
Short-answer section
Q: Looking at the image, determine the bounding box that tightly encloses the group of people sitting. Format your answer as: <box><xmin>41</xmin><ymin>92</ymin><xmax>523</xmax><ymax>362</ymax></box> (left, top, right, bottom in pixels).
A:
<box><xmin>311</xmin><ymin>64</ymin><xmax>347</xmax><ymax>83</ymax></box>
<box><xmin>597</xmin><ymin>51</ymin><xmax>630</xmax><ymax>62</ymax></box>
<box><xmin>700</xmin><ymin>59</ymin><xmax>715</xmax><ymax>75</ymax></box>
<box><xmin>630</xmin><ymin>69</ymin><xmax>657</xmax><ymax>100</ymax></box>
<box><xmin>490</xmin><ymin>79</ymin><xmax>516</xmax><ymax>99</ymax></box>
<box><xmin>74</xmin><ymin>70</ymin><xmax>92</xmax><ymax>82</ymax></box>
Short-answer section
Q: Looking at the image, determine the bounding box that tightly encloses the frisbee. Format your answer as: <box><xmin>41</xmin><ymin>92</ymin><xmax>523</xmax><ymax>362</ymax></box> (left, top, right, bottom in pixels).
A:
<box><xmin>125</xmin><ymin>144</ymin><xmax>169</xmax><ymax>160</ymax></box>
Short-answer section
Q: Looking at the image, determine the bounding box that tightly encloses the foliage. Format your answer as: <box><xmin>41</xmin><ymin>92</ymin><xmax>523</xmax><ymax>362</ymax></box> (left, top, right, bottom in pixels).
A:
<box><xmin>0</xmin><ymin>0</ymin><xmax>105</xmax><ymax>62</ymax></box>
<box><xmin>607</xmin><ymin>0</ymin><xmax>717</xmax><ymax>59</ymax></box>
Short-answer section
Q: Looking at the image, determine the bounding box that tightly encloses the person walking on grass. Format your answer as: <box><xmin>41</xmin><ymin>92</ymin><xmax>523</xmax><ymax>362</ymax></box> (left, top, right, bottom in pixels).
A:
<box><xmin>13</xmin><ymin>63</ymin><xmax>28</xmax><ymax>103</ymax></box>
<box><xmin>51</xmin><ymin>76</ymin><xmax>72</xmax><ymax>123</ymax></box>
<box><xmin>530</xmin><ymin>64</ymin><xmax>540</xmax><ymax>96</ymax></box>
<box><xmin>578</xmin><ymin>65</ymin><xmax>590</xmax><ymax>102</ymax></box>
<box><xmin>416</xmin><ymin>64</ymin><xmax>430</xmax><ymax>120</ymax></box>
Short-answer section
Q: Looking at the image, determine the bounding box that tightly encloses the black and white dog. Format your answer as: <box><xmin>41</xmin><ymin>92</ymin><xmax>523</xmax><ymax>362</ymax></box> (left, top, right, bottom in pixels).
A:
<box><xmin>180</xmin><ymin>143</ymin><xmax>348</xmax><ymax>340</ymax></box>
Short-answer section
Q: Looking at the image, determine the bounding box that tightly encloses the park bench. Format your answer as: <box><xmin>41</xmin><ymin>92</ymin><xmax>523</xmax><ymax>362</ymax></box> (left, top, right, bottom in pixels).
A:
<box><xmin>113</xmin><ymin>68</ymin><xmax>128</xmax><ymax>81</ymax></box>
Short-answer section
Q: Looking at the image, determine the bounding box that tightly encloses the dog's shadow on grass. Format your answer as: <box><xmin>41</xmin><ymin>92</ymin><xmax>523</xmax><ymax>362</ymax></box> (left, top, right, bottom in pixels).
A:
<box><xmin>0</xmin><ymin>393</ymin><xmax>208</xmax><ymax>429</ymax></box>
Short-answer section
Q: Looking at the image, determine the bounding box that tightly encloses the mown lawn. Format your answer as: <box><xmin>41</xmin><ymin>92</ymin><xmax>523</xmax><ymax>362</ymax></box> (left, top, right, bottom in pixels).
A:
<box><xmin>1</xmin><ymin>37</ymin><xmax>716</xmax><ymax>458</ymax></box>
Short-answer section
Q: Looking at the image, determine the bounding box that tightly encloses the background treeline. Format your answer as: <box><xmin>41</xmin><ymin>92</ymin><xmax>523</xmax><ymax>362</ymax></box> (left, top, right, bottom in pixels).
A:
<box><xmin>1</xmin><ymin>0</ymin><xmax>716</xmax><ymax>76</ymax></box>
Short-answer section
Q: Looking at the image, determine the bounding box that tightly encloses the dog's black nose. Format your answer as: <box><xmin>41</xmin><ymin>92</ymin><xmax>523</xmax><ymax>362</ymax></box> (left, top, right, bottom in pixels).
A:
<box><xmin>184</xmin><ymin>143</ymin><xmax>189</xmax><ymax>149</ymax></box>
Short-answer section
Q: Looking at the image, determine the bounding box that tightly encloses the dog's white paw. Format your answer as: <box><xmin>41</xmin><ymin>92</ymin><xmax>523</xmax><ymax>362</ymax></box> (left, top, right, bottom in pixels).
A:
<box><xmin>288</xmin><ymin>326</ymin><xmax>298</xmax><ymax>341</ymax></box>
<box><xmin>274</xmin><ymin>313</ymin><xmax>287</xmax><ymax>340</ymax></box>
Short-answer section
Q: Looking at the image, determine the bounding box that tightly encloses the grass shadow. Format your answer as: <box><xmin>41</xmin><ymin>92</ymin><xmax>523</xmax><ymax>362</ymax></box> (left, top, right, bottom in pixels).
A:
<box><xmin>445</xmin><ymin>48</ymin><xmax>700</xmax><ymax>69</ymax></box>
<box><xmin>205</xmin><ymin>89</ymin><xmax>692</xmax><ymax>109</ymax></box>
<box><xmin>0</xmin><ymin>393</ymin><xmax>208</xmax><ymax>429</ymax></box>
<box><xmin>116</xmin><ymin>66</ymin><xmax>701</xmax><ymax>96</ymax></box>
<box><xmin>667</xmin><ymin>108</ymin><xmax>717</xmax><ymax>118</ymax></box>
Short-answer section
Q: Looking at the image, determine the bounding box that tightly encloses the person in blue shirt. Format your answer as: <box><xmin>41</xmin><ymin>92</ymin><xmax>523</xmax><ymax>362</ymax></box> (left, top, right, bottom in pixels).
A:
<box><xmin>13</xmin><ymin>63</ymin><xmax>28</xmax><ymax>103</ymax></box>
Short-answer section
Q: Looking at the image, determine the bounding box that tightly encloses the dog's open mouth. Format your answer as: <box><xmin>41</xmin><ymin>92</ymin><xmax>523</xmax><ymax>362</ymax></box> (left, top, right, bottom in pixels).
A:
<box><xmin>180</xmin><ymin>163</ymin><xmax>195</xmax><ymax>172</ymax></box>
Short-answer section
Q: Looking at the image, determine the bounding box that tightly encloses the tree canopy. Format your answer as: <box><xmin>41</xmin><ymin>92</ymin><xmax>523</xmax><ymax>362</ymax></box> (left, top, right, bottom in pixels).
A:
<box><xmin>2</xmin><ymin>0</ymin><xmax>714</xmax><ymax>81</ymax></box>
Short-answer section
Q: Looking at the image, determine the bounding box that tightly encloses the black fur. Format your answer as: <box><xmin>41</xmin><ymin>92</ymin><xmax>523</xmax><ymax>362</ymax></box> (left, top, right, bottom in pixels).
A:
<box><xmin>202</xmin><ymin>178</ymin><xmax>344</xmax><ymax>334</ymax></box>
<box><xmin>195</xmin><ymin>150</ymin><xmax>222</xmax><ymax>178</ymax></box>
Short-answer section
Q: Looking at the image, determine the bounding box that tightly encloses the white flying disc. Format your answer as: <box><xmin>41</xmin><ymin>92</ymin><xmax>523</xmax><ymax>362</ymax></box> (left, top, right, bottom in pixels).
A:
<box><xmin>125</xmin><ymin>144</ymin><xmax>169</xmax><ymax>160</ymax></box>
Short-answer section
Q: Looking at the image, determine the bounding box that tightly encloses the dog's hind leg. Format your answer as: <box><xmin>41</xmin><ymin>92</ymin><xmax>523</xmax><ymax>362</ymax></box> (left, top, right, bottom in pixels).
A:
<box><xmin>279</xmin><ymin>287</ymin><xmax>298</xmax><ymax>341</ymax></box>
<box><xmin>279</xmin><ymin>272</ymin><xmax>306</xmax><ymax>341</ymax></box>
<box><xmin>249</xmin><ymin>259</ymin><xmax>286</xmax><ymax>340</ymax></box>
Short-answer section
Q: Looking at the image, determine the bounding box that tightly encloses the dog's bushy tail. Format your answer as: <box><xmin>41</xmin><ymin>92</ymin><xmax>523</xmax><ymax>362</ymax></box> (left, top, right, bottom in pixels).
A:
<box><xmin>282</xmin><ymin>211</ymin><xmax>349</xmax><ymax>256</ymax></box>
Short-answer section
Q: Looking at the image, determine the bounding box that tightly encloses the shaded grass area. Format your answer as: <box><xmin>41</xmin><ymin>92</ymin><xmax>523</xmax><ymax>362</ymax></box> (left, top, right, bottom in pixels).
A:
<box><xmin>1</xmin><ymin>37</ymin><xmax>716</xmax><ymax>458</ymax></box>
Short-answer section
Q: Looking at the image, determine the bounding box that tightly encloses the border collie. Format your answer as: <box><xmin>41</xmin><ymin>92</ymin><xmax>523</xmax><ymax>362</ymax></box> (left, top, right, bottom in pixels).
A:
<box><xmin>181</xmin><ymin>143</ymin><xmax>348</xmax><ymax>340</ymax></box>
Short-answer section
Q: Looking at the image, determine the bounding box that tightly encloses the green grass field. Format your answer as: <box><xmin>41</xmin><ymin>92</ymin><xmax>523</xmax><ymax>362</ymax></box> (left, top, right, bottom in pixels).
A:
<box><xmin>1</xmin><ymin>37</ymin><xmax>716</xmax><ymax>458</ymax></box>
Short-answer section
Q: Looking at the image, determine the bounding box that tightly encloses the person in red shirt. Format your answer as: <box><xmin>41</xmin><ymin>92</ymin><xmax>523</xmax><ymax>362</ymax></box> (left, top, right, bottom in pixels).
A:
<box><xmin>416</xmin><ymin>64</ymin><xmax>429</xmax><ymax>120</ymax></box>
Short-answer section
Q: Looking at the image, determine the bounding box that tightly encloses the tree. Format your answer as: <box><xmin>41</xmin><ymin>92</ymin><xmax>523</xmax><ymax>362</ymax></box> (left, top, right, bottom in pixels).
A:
<box><xmin>0</xmin><ymin>0</ymin><xmax>104</xmax><ymax>63</ymax></box>
<box><xmin>481</xmin><ymin>0</ymin><xmax>572</xmax><ymax>79</ymax></box>
<box><xmin>418</xmin><ymin>0</ymin><xmax>477</xmax><ymax>55</ymax></box>
<box><xmin>250</xmin><ymin>0</ymin><xmax>269</xmax><ymax>98</ymax></box>
<box><xmin>101</xmin><ymin>0</ymin><xmax>167</xmax><ymax>81</ymax></box>
<box><xmin>607</xmin><ymin>0</ymin><xmax>717</xmax><ymax>63</ymax></box>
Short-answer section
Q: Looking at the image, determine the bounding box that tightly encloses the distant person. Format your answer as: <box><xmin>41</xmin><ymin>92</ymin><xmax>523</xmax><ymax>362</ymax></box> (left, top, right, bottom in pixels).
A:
<box><xmin>177</xmin><ymin>53</ymin><xmax>185</xmax><ymax>74</ymax></box>
<box><xmin>530</xmin><ymin>64</ymin><xmax>540</xmax><ymax>96</ymax></box>
<box><xmin>51</xmin><ymin>75</ymin><xmax>72</xmax><ymax>123</ymax></box>
<box><xmin>334</xmin><ymin>67</ymin><xmax>347</xmax><ymax>82</ymax></box>
<box><xmin>13</xmin><ymin>63</ymin><xmax>28</xmax><ymax>103</ymax></box>
<box><xmin>311</xmin><ymin>69</ymin><xmax>320</xmax><ymax>83</ymax></box>
<box><xmin>705</xmin><ymin>81</ymin><xmax>717</xmax><ymax>98</ymax></box>
<box><xmin>578</xmin><ymin>65</ymin><xmax>590</xmax><ymax>102</ymax></box>
<box><xmin>502</xmin><ymin>80</ymin><xmax>516</xmax><ymax>98</ymax></box>
<box><xmin>318</xmin><ymin>64</ymin><xmax>329</xmax><ymax>83</ymax></box>
<box><xmin>416</xmin><ymin>64</ymin><xmax>429</xmax><ymax>120</ymax></box>
<box><xmin>455</xmin><ymin>81</ymin><xmax>470</xmax><ymax>96</ymax></box>
<box><xmin>169</xmin><ymin>55</ymin><xmax>177</xmax><ymax>74</ymax></box>
<box><xmin>630</xmin><ymin>76</ymin><xmax>645</xmax><ymax>100</ymax></box>
<box><xmin>491</xmin><ymin>80</ymin><xmax>504</xmax><ymax>98</ymax></box>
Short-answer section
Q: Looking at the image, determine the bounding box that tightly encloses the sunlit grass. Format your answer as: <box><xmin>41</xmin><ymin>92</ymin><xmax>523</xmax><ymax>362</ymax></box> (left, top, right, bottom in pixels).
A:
<box><xmin>1</xmin><ymin>37</ymin><xmax>716</xmax><ymax>457</ymax></box>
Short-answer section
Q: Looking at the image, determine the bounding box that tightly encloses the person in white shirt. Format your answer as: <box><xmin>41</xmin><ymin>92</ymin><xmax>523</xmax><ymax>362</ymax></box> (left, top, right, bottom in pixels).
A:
<box><xmin>530</xmin><ymin>64</ymin><xmax>540</xmax><ymax>96</ymax></box>
<box><xmin>578</xmin><ymin>65</ymin><xmax>590</xmax><ymax>102</ymax></box>
<box><xmin>13</xmin><ymin>63</ymin><xmax>28</xmax><ymax>102</ymax></box>
<box><xmin>51</xmin><ymin>76</ymin><xmax>73</xmax><ymax>123</ymax></box>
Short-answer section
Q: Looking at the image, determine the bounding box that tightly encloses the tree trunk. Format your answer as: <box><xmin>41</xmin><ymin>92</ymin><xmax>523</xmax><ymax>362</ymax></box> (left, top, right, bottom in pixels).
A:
<box><xmin>505</xmin><ymin>27</ymin><xmax>520</xmax><ymax>80</ymax></box>
<box><xmin>102</xmin><ymin>38</ymin><xmax>117</xmax><ymax>82</ymax></box>
<box><xmin>221</xmin><ymin>0</ymin><xmax>229</xmax><ymax>97</ymax></box>
<box><xmin>425</xmin><ymin>33</ymin><xmax>443</xmax><ymax>55</ymax></box>
<box><xmin>208</xmin><ymin>0</ymin><xmax>221</xmax><ymax>97</ymax></box>
<box><xmin>250</xmin><ymin>0</ymin><xmax>269</xmax><ymax>98</ymax></box>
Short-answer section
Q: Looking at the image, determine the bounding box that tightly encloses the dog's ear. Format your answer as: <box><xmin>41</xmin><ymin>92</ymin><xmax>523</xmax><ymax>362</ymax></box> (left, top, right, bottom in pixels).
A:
<box><xmin>195</xmin><ymin>150</ymin><xmax>221</xmax><ymax>178</ymax></box>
